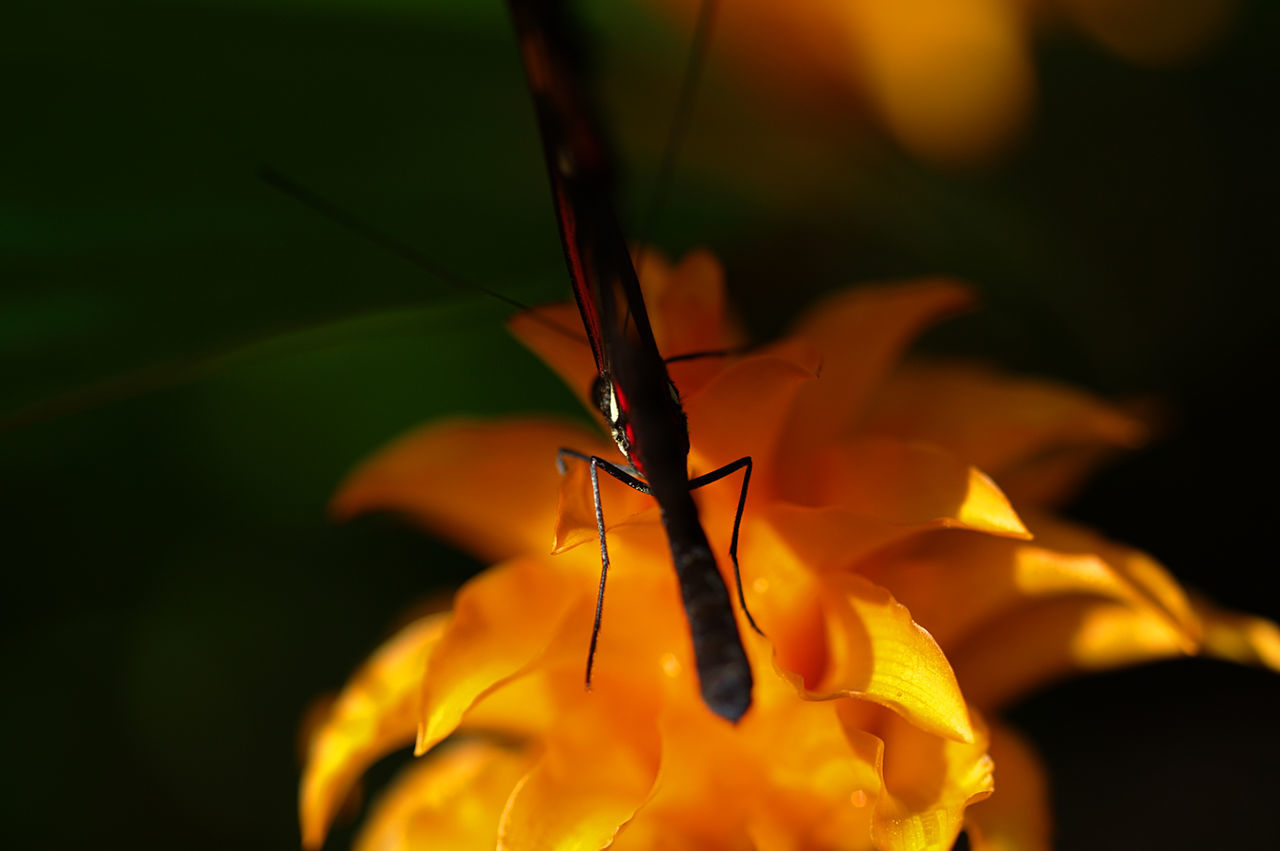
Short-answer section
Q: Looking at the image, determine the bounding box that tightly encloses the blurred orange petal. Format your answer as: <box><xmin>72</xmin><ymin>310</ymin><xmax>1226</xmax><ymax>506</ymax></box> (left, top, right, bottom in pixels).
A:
<box><xmin>952</xmin><ymin>597</ymin><xmax>1196</xmax><ymax>710</ymax></box>
<box><xmin>850</xmin><ymin>0</ymin><xmax>1033</xmax><ymax>163</ymax></box>
<box><xmin>299</xmin><ymin>614</ymin><xmax>448</xmax><ymax>850</ymax></box>
<box><xmin>996</xmin><ymin>442</ymin><xmax>1132</xmax><ymax>508</ymax></box>
<box><xmin>863</xmin><ymin>361</ymin><xmax>1146</xmax><ymax>481</ymax></box>
<box><xmin>333</xmin><ymin>419</ymin><xmax>598</xmax><ymax>563</ymax></box>
<box><xmin>1191</xmin><ymin>596</ymin><xmax>1280</xmax><ymax>671</ymax></box>
<box><xmin>964</xmin><ymin>723</ymin><xmax>1052</xmax><ymax>851</ymax></box>
<box><xmin>354</xmin><ymin>740</ymin><xmax>532</xmax><ymax>851</ymax></box>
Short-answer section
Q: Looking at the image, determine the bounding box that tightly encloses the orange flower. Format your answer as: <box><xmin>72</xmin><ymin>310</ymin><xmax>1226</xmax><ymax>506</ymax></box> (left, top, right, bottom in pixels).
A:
<box><xmin>299</xmin><ymin>252</ymin><xmax>1278</xmax><ymax>850</ymax></box>
<box><xmin>649</xmin><ymin>0</ymin><xmax>1237</xmax><ymax>163</ymax></box>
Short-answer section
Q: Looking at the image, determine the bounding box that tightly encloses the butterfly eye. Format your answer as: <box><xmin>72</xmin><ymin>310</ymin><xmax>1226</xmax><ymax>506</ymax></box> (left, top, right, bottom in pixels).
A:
<box><xmin>591</xmin><ymin>374</ymin><xmax>622</xmax><ymax>427</ymax></box>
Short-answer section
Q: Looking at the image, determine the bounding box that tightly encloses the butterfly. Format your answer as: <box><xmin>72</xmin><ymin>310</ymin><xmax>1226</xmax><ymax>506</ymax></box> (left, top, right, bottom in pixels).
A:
<box><xmin>507</xmin><ymin>0</ymin><xmax>758</xmax><ymax>724</ymax></box>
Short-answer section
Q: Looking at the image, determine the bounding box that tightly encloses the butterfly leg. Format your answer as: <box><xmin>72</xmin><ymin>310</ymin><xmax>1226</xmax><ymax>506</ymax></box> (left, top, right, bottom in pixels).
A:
<box><xmin>555</xmin><ymin>449</ymin><xmax>653</xmax><ymax>689</ymax></box>
<box><xmin>689</xmin><ymin>456</ymin><xmax>762</xmax><ymax>636</ymax></box>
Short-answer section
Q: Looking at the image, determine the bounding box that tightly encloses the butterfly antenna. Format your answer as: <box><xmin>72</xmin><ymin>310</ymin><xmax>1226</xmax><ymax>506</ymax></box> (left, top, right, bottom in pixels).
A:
<box><xmin>258</xmin><ymin>168</ymin><xmax>519</xmax><ymax>309</ymax></box>
<box><xmin>260</xmin><ymin>168</ymin><xmax>584</xmax><ymax>345</ymax></box>
<box><xmin>632</xmin><ymin>0</ymin><xmax>717</xmax><ymax>262</ymax></box>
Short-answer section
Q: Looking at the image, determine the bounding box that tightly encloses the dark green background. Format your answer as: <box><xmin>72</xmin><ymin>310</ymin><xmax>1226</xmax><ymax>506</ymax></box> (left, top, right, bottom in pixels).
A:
<box><xmin>3</xmin><ymin>1</ymin><xmax>1277</xmax><ymax>849</ymax></box>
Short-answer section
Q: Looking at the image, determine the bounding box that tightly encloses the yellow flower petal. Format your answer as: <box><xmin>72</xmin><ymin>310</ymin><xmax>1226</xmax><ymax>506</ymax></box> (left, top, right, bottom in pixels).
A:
<box><xmin>685</xmin><ymin>342</ymin><xmax>821</xmax><ymax>479</ymax></box>
<box><xmin>456</xmin><ymin>667</ymin><xmax>561</xmax><ymax>742</ymax></box>
<box><xmin>354</xmin><ymin>740</ymin><xmax>532</xmax><ymax>851</ymax></box>
<box><xmin>312</xmin><ymin>254</ymin><xmax>1279</xmax><ymax>851</ymax></box>
<box><xmin>417</xmin><ymin>556</ymin><xmax>591</xmax><ymax>754</ymax></box>
<box><xmin>838</xmin><ymin>701</ymin><xmax>994</xmax><ymax>851</ymax></box>
<box><xmin>299</xmin><ymin>614</ymin><xmax>448</xmax><ymax>850</ymax></box>
<box><xmin>616</xmin><ymin>697</ymin><xmax>880</xmax><ymax>851</ymax></box>
<box><xmin>964</xmin><ymin>723</ymin><xmax>1052</xmax><ymax>851</ymax></box>
<box><xmin>639</xmin><ymin>249</ymin><xmax>748</xmax><ymax>397</ymax></box>
<box><xmin>539</xmin><ymin>520</ymin><xmax>726</xmax><ymax>714</ymax></box>
<box><xmin>813</xmin><ymin>574</ymin><xmax>975</xmax><ymax>744</ymax></box>
<box><xmin>747</xmin><ymin>702</ymin><xmax>882</xmax><ymax>850</ymax></box>
<box><xmin>778</xmin><ymin>278</ymin><xmax>974</xmax><ymax>498</ymax></box>
<box><xmin>863</xmin><ymin>516</ymin><xmax>1199</xmax><ymax>653</ymax></box>
<box><xmin>728</xmin><ymin>519</ymin><xmax>831</xmax><ymax>690</ymax></box>
<box><xmin>1026</xmin><ymin>514</ymin><xmax>1201</xmax><ymax>638</ymax></box>
<box><xmin>498</xmin><ymin>676</ymin><xmax>662</xmax><ymax>851</ymax></box>
<box><xmin>809</xmin><ymin>437</ymin><xmax>1030</xmax><ymax>539</ymax></box>
<box><xmin>333</xmin><ymin>419</ymin><xmax>598</xmax><ymax>563</ymax></box>
<box><xmin>763</xmin><ymin>504</ymin><xmax>928</xmax><ymax>576</ymax></box>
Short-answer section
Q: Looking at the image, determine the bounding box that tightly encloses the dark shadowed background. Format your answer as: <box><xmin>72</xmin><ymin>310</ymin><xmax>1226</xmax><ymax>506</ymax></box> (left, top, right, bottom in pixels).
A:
<box><xmin>3</xmin><ymin>1</ymin><xmax>1277</xmax><ymax>849</ymax></box>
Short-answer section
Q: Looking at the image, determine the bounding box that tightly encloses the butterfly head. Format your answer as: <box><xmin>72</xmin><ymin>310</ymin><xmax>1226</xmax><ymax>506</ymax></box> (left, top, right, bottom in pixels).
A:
<box><xmin>592</xmin><ymin>372</ymin><xmax>688</xmax><ymax>475</ymax></box>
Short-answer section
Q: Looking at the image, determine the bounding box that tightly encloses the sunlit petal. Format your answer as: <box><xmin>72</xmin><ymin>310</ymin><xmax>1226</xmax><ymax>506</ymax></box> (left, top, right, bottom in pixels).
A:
<box><xmin>810</xmin><ymin>437</ymin><xmax>1030</xmax><ymax>540</ymax></box>
<box><xmin>299</xmin><ymin>615</ymin><xmax>448</xmax><ymax>850</ymax></box>
<box><xmin>952</xmin><ymin>597</ymin><xmax>1196</xmax><ymax>710</ymax></box>
<box><xmin>863</xmin><ymin>518</ymin><xmax>1197</xmax><ymax>653</ymax></box>
<box><xmin>1025</xmin><ymin>514</ymin><xmax>1201</xmax><ymax>638</ymax></box>
<box><xmin>811</xmin><ymin>574</ymin><xmax>975</xmax><ymax>744</ymax></box>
